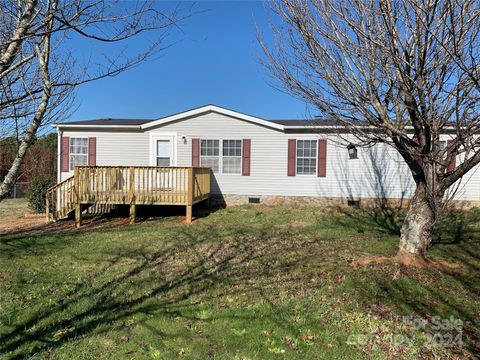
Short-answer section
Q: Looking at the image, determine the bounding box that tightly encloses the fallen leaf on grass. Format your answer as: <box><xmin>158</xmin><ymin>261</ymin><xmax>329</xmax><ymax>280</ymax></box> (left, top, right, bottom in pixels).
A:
<box><xmin>262</xmin><ymin>330</ymin><xmax>273</xmax><ymax>337</ymax></box>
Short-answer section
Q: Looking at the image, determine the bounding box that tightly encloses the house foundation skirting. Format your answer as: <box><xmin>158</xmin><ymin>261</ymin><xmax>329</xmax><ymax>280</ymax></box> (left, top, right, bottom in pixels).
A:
<box><xmin>210</xmin><ymin>194</ymin><xmax>480</xmax><ymax>209</ymax></box>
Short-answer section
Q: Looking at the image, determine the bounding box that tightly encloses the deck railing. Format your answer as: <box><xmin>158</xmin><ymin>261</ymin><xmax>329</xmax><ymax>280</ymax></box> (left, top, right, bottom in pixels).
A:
<box><xmin>46</xmin><ymin>166</ymin><xmax>211</xmax><ymax>225</ymax></box>
<box><xmin>46</xmin><ymin>176</ymin><xmax>75</xmax><ymax>221</ymax></box>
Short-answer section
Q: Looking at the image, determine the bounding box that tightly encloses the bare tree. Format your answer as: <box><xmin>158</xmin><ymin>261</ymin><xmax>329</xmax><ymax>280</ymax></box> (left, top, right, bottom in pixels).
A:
<box><xmin>260</xmin><ymin>0</ymin><xmax>480</xmax><ymax>259</ymax></box>
<box><xmin>0</xmin><ymin>0</ymin><xmax>187</xmax><ymax>200</ymax></box>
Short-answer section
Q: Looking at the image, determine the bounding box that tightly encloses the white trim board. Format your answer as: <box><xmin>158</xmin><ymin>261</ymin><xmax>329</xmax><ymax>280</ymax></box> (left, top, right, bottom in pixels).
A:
<box><xmin>149</xmin><ymin>133</ymin><xmax>177</xmax><ymax>166</ymax></box>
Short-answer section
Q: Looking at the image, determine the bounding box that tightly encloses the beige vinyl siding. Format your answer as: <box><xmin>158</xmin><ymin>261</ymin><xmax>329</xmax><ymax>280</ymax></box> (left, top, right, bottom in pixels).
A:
<box><xmin>58</xmin><ymin>112</ymin><xmax>479</xmax><ymax>201</ymax></box>
<box><xmin>145</xmin><ymin>112</ymin><xmax>418</xmax><ymax>199</ymax></box>
<box><xmin>448</xmin><ymin>150</ymin><xmax>480</xmax><ymax>201</ymax></box>
<box><xmin>60</xmin><ymin>130</ymin><xmax>149</xmax><ymax>181</ymax></box>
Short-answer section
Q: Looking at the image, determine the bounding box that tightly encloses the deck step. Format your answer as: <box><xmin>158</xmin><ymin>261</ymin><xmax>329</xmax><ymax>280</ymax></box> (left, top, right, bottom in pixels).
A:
<box><xmin>45</xmin><ymin>176</ymin><xmax>75</xmax><ymax>221</ymax></box>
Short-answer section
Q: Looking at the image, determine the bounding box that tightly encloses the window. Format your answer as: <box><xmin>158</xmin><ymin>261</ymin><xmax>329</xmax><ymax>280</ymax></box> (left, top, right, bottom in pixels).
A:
<box><xmin>201</xmin><ymin>139</ymin><xmax>220</xmax><ymax>173</ymax></box>
<box><xmin>200</xmin><ymin>139</ymin><xmax>242</xmax><ymax>174</ymax></box>
<box><xmin>438</xmin><ymin>140</ymin><xmax>452</xmax><ymax>160</ymax></box>
<box><xmin>222</xmin><ymin>140</ymin><xmax>242</xmax><ymax>174</ymax></box>
<box><xmin>439</xmin><ymin>140</ymin><xmax>447</xmax><ymax>151</ymax></box>
<box><xmin>70</xmin><ymin>138</ymin><xmax>88</xmax><ymax>170</ymax></box>
<box><xmin>347</xmin><ymin>144</ymin><xmax>358</xmax><ymax>159</ymax></box>
<box><xmin>296</xmin><ymin>140</ymin><xmax>317</xmax><ymax>175</ymax></box>
<box><xmin>156</xmin><ymin>139</ymin><xmax>171</xmax><ymax>166</ymax></box>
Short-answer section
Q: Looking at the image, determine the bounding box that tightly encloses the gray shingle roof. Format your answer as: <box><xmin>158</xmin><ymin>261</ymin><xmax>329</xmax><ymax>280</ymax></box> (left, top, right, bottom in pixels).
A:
<box><xmin>61</xmin><ymin>118</ymin><xmax>154</xmax><ymax>126</ymax></box>
<box><xmin>61</xmin><ymin>118</ymin><xmax>355</xmax><ymax>127</ymax></box>
<box><xmin>56</xmin><ymin>104</ymin><xmax>372</xmax><ymax>128</ymax></box>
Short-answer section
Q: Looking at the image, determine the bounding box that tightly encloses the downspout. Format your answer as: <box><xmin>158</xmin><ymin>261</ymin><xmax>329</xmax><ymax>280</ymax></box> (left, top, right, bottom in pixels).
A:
<box><xmin>57</xmin><ymin>128</ymin><xmax>62</xmax><ymax>183</ymax></box>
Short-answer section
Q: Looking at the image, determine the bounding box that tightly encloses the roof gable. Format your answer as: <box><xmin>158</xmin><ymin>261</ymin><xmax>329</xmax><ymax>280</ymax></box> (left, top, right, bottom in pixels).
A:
<box><xmin>140</xmin><ymin>105</ymin><xmax>285</xmax><ymax>131</ymax></box>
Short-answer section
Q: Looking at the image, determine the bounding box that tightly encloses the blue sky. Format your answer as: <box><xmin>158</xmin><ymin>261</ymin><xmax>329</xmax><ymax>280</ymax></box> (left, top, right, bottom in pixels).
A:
<box><xmin>69</xmin><ymin>1</ymin><xmax>311</xmax><ymax>122</ymax></box>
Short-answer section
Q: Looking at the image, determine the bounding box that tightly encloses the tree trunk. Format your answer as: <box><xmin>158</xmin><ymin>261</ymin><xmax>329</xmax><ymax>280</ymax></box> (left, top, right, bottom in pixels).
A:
<box><xmin>0</xmin><ymin>14</ymin><xmax>53</xmax><ymax>202</ymax></box>
<box><xmin>0</xmin><ymin>139</ymin><xmax>35</xmax><ymax>200</ymax></box>
<box><xmin>398</xmin><ymin>183</ymin><xmax>439</xmax><ymax>258</ymax></box>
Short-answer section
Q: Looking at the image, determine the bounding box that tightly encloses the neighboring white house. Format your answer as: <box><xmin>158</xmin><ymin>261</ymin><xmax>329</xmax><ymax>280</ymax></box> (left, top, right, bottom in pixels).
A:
<box><xmin>52</xmin><ymin>104</ymin><xmax>480</xmax><ymax>206</ymax></box>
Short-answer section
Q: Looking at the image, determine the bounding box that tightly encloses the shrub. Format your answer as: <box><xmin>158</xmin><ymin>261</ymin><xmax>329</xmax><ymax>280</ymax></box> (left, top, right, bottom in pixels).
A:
<box><xmin>27</xmin><ymin>176</ymin><xmax>55</xmax><ymax>213</ymax></box>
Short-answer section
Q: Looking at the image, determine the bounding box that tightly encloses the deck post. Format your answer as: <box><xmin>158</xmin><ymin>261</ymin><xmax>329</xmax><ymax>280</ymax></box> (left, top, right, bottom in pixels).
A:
<box><xmin>129</xmin><ymin>204</ymin><xmax>136</xmax><ymax>224</ymax></box>
<box><xmin>129</xmin><ymin>166</ymin><xmax>136</xmax><ymax>223</ymax></box>
<box><xmin>74</xmin><ymin>167</ymin><xmax>82</xmax><ymax>228</ymax></box>
<box><xmin>186</xmin><ymin>205</ymin><xmax>192</xmax><ymax>224</ymax></box>
<box><xmin>186</xmin><ymin>167</ymin><xmax>194</xmax><ymax>224</ymax></box>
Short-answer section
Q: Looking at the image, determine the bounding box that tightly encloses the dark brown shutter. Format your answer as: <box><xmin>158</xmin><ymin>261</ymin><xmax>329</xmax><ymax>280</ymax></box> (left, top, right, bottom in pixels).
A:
<box><xmin>192</xmin><ymin>138</ymin><xmax>200</xmax><ymax>167</ymax></box>
<box><xmin>287</xmin><ymin>139</ymin><xmax>296</xmax><ymax>176</ymax></box>
<box><xmin>60</xmin><ymin>136</ymin><xmax>69</xmax><ymax>172</ymax></box>
<box><xmin>242</xmin><ymin>139</ymin><xmax>251</xmax><ymax>176</ymax></box>
<box><xmin>317</xmin><ymin>139</ymin><xmax>327</xmax><ymax>177</ymax></box>
<box><xmin>88</xmin><ymin>137</ymin><xmax>96</xmax><ymax>166</ymax></box>
<box><xmin>447</xmin><ymin>139</ymin><xmax>456</xmax><ymax>172</ymax></box>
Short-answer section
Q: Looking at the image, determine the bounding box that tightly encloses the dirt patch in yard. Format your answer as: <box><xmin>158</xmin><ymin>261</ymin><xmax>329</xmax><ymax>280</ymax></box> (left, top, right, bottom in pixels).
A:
<box><xmin>350</xmin><ymin>253</ymin><xmax>461</xmax><ymax>270</ymax></box>
<box><xmin>0</xmin><ymin>199</ymin><xmax>47</xmax><ymax>235</ymax></box>
<box><xmin>0</xmin><ymin>215</ymin><xmax>46</xmax><ymax>235</ymax></box>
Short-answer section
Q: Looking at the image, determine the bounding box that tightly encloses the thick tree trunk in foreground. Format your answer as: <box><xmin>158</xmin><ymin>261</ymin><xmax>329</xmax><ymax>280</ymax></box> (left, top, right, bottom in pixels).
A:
<box><xmin>398</xmin><ymin>184</ymin><xmax>439</xmax><ymax>258</ymax></box>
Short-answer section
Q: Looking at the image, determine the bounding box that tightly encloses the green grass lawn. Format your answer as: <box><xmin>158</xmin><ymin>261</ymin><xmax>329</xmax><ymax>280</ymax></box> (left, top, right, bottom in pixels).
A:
<box><xmin>0</xmin><ymin>201</ymin><xmax>479</xmax><ymax>359</ymax></box>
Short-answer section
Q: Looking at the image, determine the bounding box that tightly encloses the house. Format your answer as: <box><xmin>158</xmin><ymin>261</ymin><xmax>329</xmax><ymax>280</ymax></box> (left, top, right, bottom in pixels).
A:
<box><xmin>50</xmin><ymin>104</ymin><xmax>480</xmax><ymax>224</ymax></box>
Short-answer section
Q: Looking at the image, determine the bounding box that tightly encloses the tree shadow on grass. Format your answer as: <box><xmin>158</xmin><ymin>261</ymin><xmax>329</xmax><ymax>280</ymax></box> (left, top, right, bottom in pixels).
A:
<box><xmin>334</xmin><ymin>203</ymin><xmax>480</xmax><ymax>248</ymax></box>
<box><xmin>0</xmin><ymin>203</ymin><xmax>222</xmax><ymax>257</ymax></box>
<box><xmin>350</xmin><ymin>230</ymin><xmax>480</xmax><ymax>356</ymax></box>
<box><xmin>334</xmin><ymin>200</ymin><xmax>406</xmax><ymax>236</ymax></box>
<box><xmin>326</xmin><ymin>202</ymin><xmax>480</xmax><ymax>355</ymax></box>
<box><xmin>1</xmin><ymin>207</ymin><xmax>479</xmax><ymax>358</ymax></box>
<box><xmin>432</xmin><ymin>207</ymin><xmax>480</xmax><ymax>246</ymax></box>
<box><xmin>0</xmin><ymin>217</ymin><xmax>326</xmax><ymax>359</ymax></box>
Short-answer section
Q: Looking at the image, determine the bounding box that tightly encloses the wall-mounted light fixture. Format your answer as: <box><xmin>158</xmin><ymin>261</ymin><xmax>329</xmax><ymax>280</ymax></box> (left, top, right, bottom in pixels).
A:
<box><xmin>347</xmin><ymin>144</ymin><xmax>358</xmax><ymax>159</ymax></box>
<box><xmin>181</xmin><ymin>135</ymin><xmax>187</xmax><ymax>144</ymax></box>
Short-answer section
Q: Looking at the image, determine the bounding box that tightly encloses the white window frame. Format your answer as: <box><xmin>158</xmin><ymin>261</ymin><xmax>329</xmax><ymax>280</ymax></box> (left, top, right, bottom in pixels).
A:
<box><xmin>438</xmin><ymin>139</ymin><xmax>451</xmax><ymax>160</ymax></box>
<box><xmin>221</xmin><ymin>139</ymin><xmax>242</xmax><ymax>175</ymax></box>
<box><xmin>199</xmin><ymin>138</ymin><xmax>243</xmax><ymax>175</ymax></box>
<box><xmin>296</xmin><ymin>139</ymin><xmax>317</xmax><ymax>176</ymax></box>
<box><xmin>200</xmin><ymin>139</ymin><xmax>220</xmax><ymax>174</ymax></box>
<box><xmin>439</xmin><ymin>140</ymin><xmax>447</xmax><ymax>151</ymax></box>
<box><xmin>149</xmin><ymin>133</ymin><xmax>177</xmax><ymax>166</ymax></box>
<box><xmin>69</xmin><ymin>137</ymin><xmax>88</xmax><ymax>171</ymax></box>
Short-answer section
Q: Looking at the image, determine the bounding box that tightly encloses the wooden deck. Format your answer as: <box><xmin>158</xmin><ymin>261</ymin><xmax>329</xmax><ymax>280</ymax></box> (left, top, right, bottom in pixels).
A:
<box><xmin>46</xmin><ymin>166</ymin><xmax>211</xmax><ymax>226</ymax></box>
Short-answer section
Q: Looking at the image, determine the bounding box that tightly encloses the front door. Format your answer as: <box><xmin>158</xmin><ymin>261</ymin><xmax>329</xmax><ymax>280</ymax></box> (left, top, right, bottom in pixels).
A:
<box><xmin>154</xmin><ymin>138</ymin><xmax>175</xmax><ymax>190</ymax></box>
